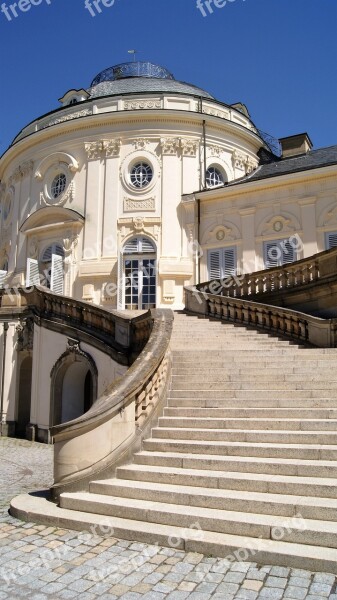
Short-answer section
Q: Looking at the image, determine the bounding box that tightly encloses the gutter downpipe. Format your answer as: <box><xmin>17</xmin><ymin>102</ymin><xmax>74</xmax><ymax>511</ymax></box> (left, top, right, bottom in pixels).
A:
<box><xmin>0</xmin><ymin>322</ymin><xmax>8</xmax><ymax>436</ymax></box>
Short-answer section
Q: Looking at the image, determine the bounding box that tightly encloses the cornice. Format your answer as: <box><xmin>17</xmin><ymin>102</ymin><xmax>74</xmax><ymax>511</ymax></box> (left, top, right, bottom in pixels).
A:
<box><xmin>195</xmin><ymin>164</ymin><xmax>337</xmax><ymax>203</ymax></box>
<box><xmin>0</xmin><ymin>109</ymin><xmax>262</xmax><ymax>176</ymax></box>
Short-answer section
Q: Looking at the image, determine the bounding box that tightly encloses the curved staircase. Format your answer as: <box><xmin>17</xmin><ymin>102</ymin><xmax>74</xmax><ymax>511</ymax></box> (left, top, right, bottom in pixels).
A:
<box><xmin>12</xmin><ymin>312</ymin><xmax>337</xmax><ymax>572</ymax></box>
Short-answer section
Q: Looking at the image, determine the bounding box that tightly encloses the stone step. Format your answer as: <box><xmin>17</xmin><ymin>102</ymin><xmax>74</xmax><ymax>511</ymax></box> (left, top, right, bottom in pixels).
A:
<box><xmin>164</xmin><ymin>407</ymin><xmax>337</xmax><ymax>419</ymax></box>
<box><xmin>168</xmin><ymin>397</ymin><xmax>337</xmax><ymax>408</ymax></box>
<box><xmin>116</xmin><ymin>464</ymin><xmax>337</xmax><ymax>499</ymax></box>
<box><xmin>170</xmin><ymin>381</ymin><xmax>337</xmax><ymax>390</ymax></box>
<box><xmin>59</xmin><ymin>491</ymin><xmax>337</xmax><ymax>550</ymax></box>
<box><xmin>134</xmin><ymin>450</ymin><xmax>337</xmax><ymax>478</ymax></box>
<box><xmin>152</xmin><ymin>427</ymin><xmax>337</xmax><ymax>445</ymax></box>
<box><xmin>169</xmin><ymin>389</ymin><xmax>335</xmax><ymax>399</ymax></box>
<box><xmin>158</xmin><ymin>416</ymin><xmax>337</xmax><ymax>431</ymax></box>
<box><xmin>143</xmin><ymin>438</ymin><xmax>337</xmax><ymax>460</ymax></box>
<box><xmin>88</xmin><ymin>478</ymin><xmax>337</xmax><ymax>522</ymax></box>
<box><xmin>13</xmin><ymin>492</ymin><xmax>337</xmax><ymax>573</ymax></box>
<box><xmin>172</xmin><ymin>367</ymin><xmax>336</xmax><ymax>376</ymax></box>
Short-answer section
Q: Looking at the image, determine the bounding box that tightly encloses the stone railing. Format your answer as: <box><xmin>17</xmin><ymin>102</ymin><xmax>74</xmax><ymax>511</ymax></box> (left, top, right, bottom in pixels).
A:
<box><xmin>185</xmin><ymin>286</ymin><xmax>337</xmax><ymax>348</ymax></box>
<box><xmin>0</xmin><ymin>286</ymin><xmax>152</xmax><ymax>365</ymax></box>
<box><xmin>50</xmin><ymin>309</ymin><xmax>173</xmax><ymax>500</ymax></box>
<box><xmin>198</xmin><ymin>246</ymin><xmax>337</xmax><ymax>300</ymax></box>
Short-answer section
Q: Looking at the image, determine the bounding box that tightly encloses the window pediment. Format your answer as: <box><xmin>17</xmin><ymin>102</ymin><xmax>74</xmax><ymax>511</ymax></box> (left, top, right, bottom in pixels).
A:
<box><xmin>20</xmin><ymin>207</ymin><xmax>84</xmax><ymax>234</ymax></box>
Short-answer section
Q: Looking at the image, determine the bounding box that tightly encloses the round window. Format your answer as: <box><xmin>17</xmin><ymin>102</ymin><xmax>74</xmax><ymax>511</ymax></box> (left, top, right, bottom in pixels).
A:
<box><xmin>206</xmin><ymin>167</ymin><xmax>224</xmax><ymax>188</ymax></box>
<box><xmin>130</xmin><ymin>163</ymin><xmax>153</xmax><ymax>189</ymax></box>
<box><xmin>51</xmin><ymin>173</ymin><xmax>67</xmax><ymax>199</ymax></box>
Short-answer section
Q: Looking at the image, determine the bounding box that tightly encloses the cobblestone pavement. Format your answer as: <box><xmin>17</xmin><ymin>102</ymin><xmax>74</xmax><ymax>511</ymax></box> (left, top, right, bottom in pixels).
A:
<box><xmin>1</xmin><ymin>438</ymin><xmax>337</xmax><ymax>599</ymax></box>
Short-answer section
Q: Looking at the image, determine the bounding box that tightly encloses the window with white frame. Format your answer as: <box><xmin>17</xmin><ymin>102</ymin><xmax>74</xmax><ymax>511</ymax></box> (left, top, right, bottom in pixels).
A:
<box><xmin>325</xmin><ymin>232</ymin><xmax>337</xmax><ymax>250</ymax></box>
<box><xmin>26</xmin><ymin>243</ymin><xmax>65</xmax><ymax>294</ymax></box>
<box><xmin>207</xmin><ymin>247</ymin><xmax>237</xmax><ymax>280</ymax></box>
<box><xmin>263</xmin><ymin>238</ymin><xmax>296</xmax><ymax>268</ymax></box>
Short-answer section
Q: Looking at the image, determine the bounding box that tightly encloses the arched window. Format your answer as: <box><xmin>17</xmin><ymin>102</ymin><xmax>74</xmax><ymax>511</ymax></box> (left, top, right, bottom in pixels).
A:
<box><xmin>206</xmin><ymin>166</ymin><xmax>225</xmax><ymax>188</ymax></box>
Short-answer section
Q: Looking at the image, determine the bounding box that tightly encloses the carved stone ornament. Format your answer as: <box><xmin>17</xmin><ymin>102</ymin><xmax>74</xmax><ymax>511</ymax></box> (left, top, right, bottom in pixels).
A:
<box><xmin>246</xmin><ymin>157</ymin><xmax>258</xmax><ymax>173</ymax></box>
<box><xmin>232</xmin><ymin>150</ymin><xmax>246</xmax><ymax>170</ymax></box>
<box><xmin>133</xmin><ymin>217</ymin><xmax>145</xmax><ymax>231</ymax></box>
<box><xmin>208</xmin><ymin>145</ymin><xmax>223</xmax><ymax>158</ymax></box>
<box><xmin>181</xmin><ymin>139</ymin><xmax>198</xmax><ymax>157</ymax></box>
<box><xmin>124</xmin><ymin>197</ymin><xmax>155</xmax><ymax>212</ymax></box>
<box><xmin>45</xmin><ymin>109</ymin><xmax>91</xmax><ymax>129</ymax></box>
<box><xmin>51</xmin><ymin>339</ymin><xmax>98</xmax><ymax>379</ymax></box>
<box><xmin>40</xmin><ymin>180</ymin><xmax>75</xmax><ymax>207</ymax></box>
<box><xmin>85</xmin><ymin>139</ymin><xmax>121</xmax><ymax>159</ymax></box>
<box><xmin>63</xmin><ymin>232</ymin><xmax>78</xmax><ymax>259</ymax></box>
<box><xmin>8</xmin><ymin>161</ymin><xmax>34</xmax><ymax>185</ymax></box>
<box><xmin>323</xmin><ymin>205</ymin><xmax>337</xmax><ymax>227</ymax></box>
<box><xmin>124</xmin><ymin>100</ymin><xmax>161</xmax><ymax>110</ymax></box>
<box><xmin>132</xmin><ymin>138</ymin><xmax>150</xmax><ymax>150</ymax></box>
<box><xmin>261</xmin><ymin>215</ymin><xmax>295</xmax><ymax>236</ymax></box>
<box><xmin>161</xmin><ymin>138</ymin><xmax>180</xmax><ymax>155</ymax></box>
<box><xmin>16</xmin><ymin>318</ymin><xmax>34</xmax><ymax>352</ymax></box>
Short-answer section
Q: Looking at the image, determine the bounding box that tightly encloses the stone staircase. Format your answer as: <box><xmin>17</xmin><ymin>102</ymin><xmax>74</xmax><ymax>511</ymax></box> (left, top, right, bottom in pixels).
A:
<box><xmin>19</xmin><ymin>313</ymin><xmax>337</xmax><ymax>571</ymax></box>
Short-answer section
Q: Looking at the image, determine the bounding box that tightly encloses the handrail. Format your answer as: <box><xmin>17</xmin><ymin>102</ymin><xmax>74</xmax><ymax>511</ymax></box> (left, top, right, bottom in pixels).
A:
<box><xmin>51</xmin><ymin>309</ymin><xmax>173</xmax><ymax>498</ymax></box>
<box><xmin>0</xmin><ymin>286</ymin><xmax>152</xmax><ymax>364</ymax></box>
<box><xmin>197</xmin><ymin>246</ymin><xmax>337</xmax><ymax>300</ymax></box>
<box><xmin>185</xmin><ymin>286</ymin><xmax>337</xmax><ymax>348</ymax></box>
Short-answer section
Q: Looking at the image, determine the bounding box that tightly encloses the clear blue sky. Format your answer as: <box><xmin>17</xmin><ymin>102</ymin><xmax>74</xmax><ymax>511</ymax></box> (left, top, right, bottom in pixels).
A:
<box><xmin>0</xmin><ymin>0</ymin><xmax>336</xmax><ymax>156</ymax></box>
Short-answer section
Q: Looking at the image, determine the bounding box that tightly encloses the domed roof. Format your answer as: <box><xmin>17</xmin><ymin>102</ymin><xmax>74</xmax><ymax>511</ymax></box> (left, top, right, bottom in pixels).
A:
<box><xmin>88</xmin><ymin>61</ymin><xmax>214</xmax><ymax>100</ymax></box>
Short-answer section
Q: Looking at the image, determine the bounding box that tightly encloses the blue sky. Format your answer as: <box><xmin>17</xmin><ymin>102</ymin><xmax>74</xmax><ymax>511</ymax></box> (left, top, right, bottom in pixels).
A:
<box><xmin>0</xmin><ymin>0</ymin><xmax>336</xmax><ymax>156</ymax></box>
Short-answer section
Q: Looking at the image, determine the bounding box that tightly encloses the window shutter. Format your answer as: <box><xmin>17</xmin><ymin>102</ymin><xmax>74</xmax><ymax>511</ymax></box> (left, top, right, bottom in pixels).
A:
<box><xmin>281</xmin><ymin>240</ymin><xmax>295</xmax><ymax>264</ymax></box>
<box><xmin>223</xmin><ymin>247</ymin><xmax>236</xmax><ymax>277</ymax></box>
<box><xmin>123</xmin><ymin>238</ymin><xmax>139</xmax><ymax>254</ymax></box>
<box><xmin>0</xmin><ymin>270</ymin><xmax>7</xmax><ymax>288</ymax></box>
<box><xmin>208</xmin><ymin>250</ymin><xmax>221</xmax><ymax>280</ymax></box>
<box><xmin>141</xmin><ymin>238</ymin><xmax>156</xmax><ymax>253</ymax></box>
<box><xmin>326</xmin><ymin>232</ymin><xmax>337</xmax><ymax>250</ymax></box>
<box><xmin>264</xmin><ymin>241</ymin><xmax>280</xmax><ymax>268</ymax></box>
<box><xmin>26</xmin><ymin>258</ymin><xmax>40</xmax><ymax>287</ymax></box>
<box><xmin>51</xmin><ymin>254</ymin><xmax>64</xmax><ymax>295</ymax></box>
<box><xmin>117</xmin><ymin>253</ymin><xmax>124</xmax><ymax>310</ymax></box>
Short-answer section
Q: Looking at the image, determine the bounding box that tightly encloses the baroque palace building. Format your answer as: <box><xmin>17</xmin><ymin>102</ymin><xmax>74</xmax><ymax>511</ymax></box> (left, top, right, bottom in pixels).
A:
<box><xmin>1</xmin><ymin>60</ymin><xmax>337</xmax><ymax>441</ymax></box>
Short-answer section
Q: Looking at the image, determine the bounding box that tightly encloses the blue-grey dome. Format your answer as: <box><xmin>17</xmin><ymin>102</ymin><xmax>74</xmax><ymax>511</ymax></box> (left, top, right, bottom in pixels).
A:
<box><xmin>88</xmin><ymin>61</ymin><xmax>214</xmax><ymax>100</ymax></box>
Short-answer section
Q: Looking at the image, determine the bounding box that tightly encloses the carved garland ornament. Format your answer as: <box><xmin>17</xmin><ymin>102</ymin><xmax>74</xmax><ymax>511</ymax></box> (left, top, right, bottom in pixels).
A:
<box><xmin>45</xmin><ymin>109</ymin><xmax>91</xmax><ymax>128</ymax></box>
<box><xmin>124</xmin><ymin>100</ymin><xmax>161</xmax><ymax>110</ymax></box>
<box><xmin>161</xmin><ymin>138</ymin><xmax>180</xmax><ymax>155</ymax></box>
<box><xmin>181</xmin><ymin>139</ymin><xmax>198</xmax><ymax>157</ymax></box>
<box><xmin>85</xmin><ymin>139</ymin><xmax>121</xmax><ymax>159</ymax></box>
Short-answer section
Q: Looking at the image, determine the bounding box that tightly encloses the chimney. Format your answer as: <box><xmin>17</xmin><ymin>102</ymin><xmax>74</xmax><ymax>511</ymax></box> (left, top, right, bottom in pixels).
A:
<box><xmin>279</xmin><ymin>133</ymin><xmax>313</xmax><ymax>158</ymax></box>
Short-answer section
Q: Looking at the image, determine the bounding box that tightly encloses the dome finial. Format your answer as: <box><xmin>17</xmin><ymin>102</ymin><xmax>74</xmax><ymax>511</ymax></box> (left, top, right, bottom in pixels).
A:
<box><xmin>127</xmin><ymin>49</ymin><xmax>140</xmax><ymax>62</ymax></box>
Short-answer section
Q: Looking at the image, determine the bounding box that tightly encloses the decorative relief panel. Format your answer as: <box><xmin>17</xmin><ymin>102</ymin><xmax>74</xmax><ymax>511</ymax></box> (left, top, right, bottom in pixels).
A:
<box><xmin>132</xmin><ymin>138</ymin><xmax>150</xmax><ymax>150</ymax></box>
<box><xmin>44</xmin><ymin>109</ymin><xmax>91</xmax><ymax>129</ymax></box>
<box><xmin>208</xmin><ymin>145</ymin><xmax>223</xmax><ymax>158</ymax></box>
<box><xmin>8</xmin><ymin>161</ymin><xmax>34</xmax><ymax>185</ymax></box>
<box><xmin>161</xmin><ymin>138</ymin><xmax>180</xmax><ymax>155</ymax></box>
<box><xmin>124</xmin><ymin>197</ymin><xmax>156</xmax><ymax>212</ymax></box>
<box><xmin>260</xmin><ymin>215</ymin><xmax>296</xmax><ymax>236</ymax></box>
<box><xmin>232</xmin><ymin>151</ymin><xmax>258</xmax><ymax>173</ymax></box>
<box><xmin>124</xmin><ymin>100</ymin><xmax>161</xmax><ymax>110</ymax></box>
<box><xmin>181</xmin><ymin>139</ymin><xmax>198</xmax><ymax>157</ymax></box>
<box><xmin>85</xmin><ymin>139</ymin><xmax>121</xmax><ymax>160</ymax></box>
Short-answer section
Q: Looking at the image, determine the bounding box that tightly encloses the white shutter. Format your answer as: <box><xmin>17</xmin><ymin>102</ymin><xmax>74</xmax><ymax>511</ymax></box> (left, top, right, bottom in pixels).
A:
<box><xmin>281</xmin><ymin>240</ymin><xmax>295</xmax><ymax>264</ymax></box>
<box><xmin>223</xmin><ymin>247</ymin><xmax>236</xmax><ymax>277</ymax></box>
<box><xmin>141</xmin><ymin>238</ymin><xmax>156</xmax><ymax>253</ymax></box>
<box><xmin>264</xmin><ymin>241</ymin><xmax>280</xmax><ymax>268</ymax></box>
<box><xmin>26</xmin><ymin>258</ymin><xmax>40</xmax><ymax>287</ymax></box>
<box><xmin>51</xmin><ymin>254</ymin><xmax>64</xmax><ymax>295</ymax></box>
<box><xmin>0</xmin><ymin>270</ymin><xmax>7</xmax><ymax>288</ymax></box>
<box><xmin>326</xmin><ymin>232</ymin><xmax>337</xmax><ymax>250</ymax></box>
<box><xmin>208</xmin><ymin>250</ymin><xmax>221</xmax><ymax>280</ymax></box>
<box><xmin>117</xmin><ymin>252</ymin><xmax>124</xmax><ymax>310</ymax></box>
<box><xmin>123</xmin><ymin>238</ymin><xmax>139</xmax><ymax>254</ymax></box>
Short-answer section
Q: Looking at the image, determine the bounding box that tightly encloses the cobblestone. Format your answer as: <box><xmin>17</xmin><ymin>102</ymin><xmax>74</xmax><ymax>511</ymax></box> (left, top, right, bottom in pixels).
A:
<box><xmin>1</xmin><ymin>438</ymin><xmax>337</xmax><ymax>599</ymax></box>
